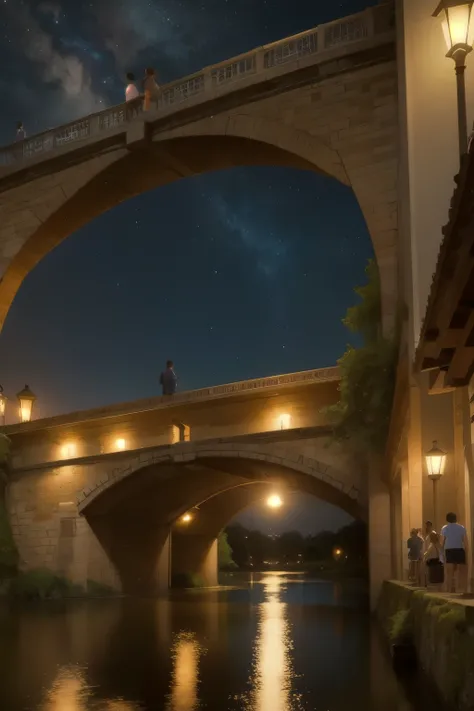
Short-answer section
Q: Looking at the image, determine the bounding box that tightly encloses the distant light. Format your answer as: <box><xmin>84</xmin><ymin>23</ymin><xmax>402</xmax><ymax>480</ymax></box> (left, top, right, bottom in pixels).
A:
<box><xmin>333</xmin><ymin>547</ymin><xmax>343</xmax><ymax>561</ymax></box>
<box><xmin>116</xmin><ymin>438</ymin><xmax>126</xmax><ymax>451</ymax></box>
<box><xmin>181</xmin><ymin>513</ymin><xmax>192</xmax><ymax>523</ymax></box>
<box><xmin>278</xmin><ymin>413</ymin><xmax>291</xmax><ymax>430</ymax></box>
<box><xmin>267</xmin><ymin>494</ymin><xmax>283</xmax><ymax>509</ymax></box>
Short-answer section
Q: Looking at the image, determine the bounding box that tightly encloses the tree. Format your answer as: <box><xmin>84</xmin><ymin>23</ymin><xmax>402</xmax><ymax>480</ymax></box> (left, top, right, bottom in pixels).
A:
<box><xmin>325</xmin><ymin>259</ymin><xmax>398</xmax><ymax>453</ymax></box>
<box><xmin>218</xmin><ymin>531</ymin><xmax>237</xmax><ymax>570</ymax></box>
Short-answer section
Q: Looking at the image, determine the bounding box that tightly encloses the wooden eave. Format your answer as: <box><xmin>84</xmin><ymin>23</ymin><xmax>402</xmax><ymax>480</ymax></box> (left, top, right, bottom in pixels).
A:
<box><xmin>415</xmin><ymin>140</ymin><xmax>474</xmax><ymax>390</ymax></box>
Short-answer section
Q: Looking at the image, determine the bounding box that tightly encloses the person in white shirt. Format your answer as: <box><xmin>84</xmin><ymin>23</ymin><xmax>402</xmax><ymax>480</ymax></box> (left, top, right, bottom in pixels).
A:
<box><xmin>424</xmin><ymin>531</ymin><xmax>444</xmax><ymax>589</ymax></box>
<box><xmin>440</xmin><ymin>512</ymin><xmax>468</xmax><ymax>594</ymax></box>
<box><xmin>125</xmin><ymin>73</ymin><xmax>139</xmax><ymax>102</ymax></box>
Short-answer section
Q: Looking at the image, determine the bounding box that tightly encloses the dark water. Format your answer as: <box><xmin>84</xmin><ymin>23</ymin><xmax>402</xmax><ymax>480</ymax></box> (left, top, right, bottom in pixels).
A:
<box><xmin>0</xmin><ymin>573</ymin><xmax>443</xmax><ymax>711</ymax></box>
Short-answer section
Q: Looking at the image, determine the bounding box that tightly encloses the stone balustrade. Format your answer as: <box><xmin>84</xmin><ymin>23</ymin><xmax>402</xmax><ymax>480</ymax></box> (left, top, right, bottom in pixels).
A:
<box><xmin>0</xmin><ymin>3</ymin><xmax>393</xmax><ymax>168</ymax></box>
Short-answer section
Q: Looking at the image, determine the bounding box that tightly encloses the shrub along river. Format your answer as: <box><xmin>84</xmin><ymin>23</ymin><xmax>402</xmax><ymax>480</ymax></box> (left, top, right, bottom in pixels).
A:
<box><xmin>0</xmin><ymin>572</ymin><xmax>445</xmax><ymax>710</ymax></box>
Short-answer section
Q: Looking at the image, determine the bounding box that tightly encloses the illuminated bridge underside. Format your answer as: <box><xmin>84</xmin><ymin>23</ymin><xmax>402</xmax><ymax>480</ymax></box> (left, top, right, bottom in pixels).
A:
<box><xmin>5</xmin><ymin>368</ymin><xmax>365</xmax><ymax>593</ymax></box>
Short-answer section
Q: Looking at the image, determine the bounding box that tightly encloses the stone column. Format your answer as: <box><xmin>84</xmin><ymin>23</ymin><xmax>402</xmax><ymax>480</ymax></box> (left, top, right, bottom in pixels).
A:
<box><xmin>171</xmin><ymin>532</ymin><xmax>218</xmax><ymax>588</ymax></box>
<box><xmin>368</xmin><ymin>457</ymin><xmax>392</xmax><ymax>609</ymax></box>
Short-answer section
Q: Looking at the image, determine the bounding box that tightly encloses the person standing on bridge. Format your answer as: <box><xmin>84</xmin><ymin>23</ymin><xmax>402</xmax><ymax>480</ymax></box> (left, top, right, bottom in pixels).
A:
<box><xmin>15</xmin><ymin>121</ymin><xmax>26</xmax><ymax>142</ymax></box>
<box><xmin>143</xmin><ymin>67</ymin><xmax>160</xmax><ymax>111</ymax></box>
<box><xmin>160</xmin><ymin>360</ymin><xmax>177</xmax><ymax>396</ymax></box>
<box><xmin>125</xmin><ymin>72</ymin><xmax>140</xmax><ymax>102</ymax></box>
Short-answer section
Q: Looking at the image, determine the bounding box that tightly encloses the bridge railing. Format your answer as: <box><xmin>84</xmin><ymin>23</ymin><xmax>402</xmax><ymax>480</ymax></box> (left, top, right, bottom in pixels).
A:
<box><xmin>0</xmin><ymin>3</ymin><xmax>393</xmax><ymax>169</ymax></box>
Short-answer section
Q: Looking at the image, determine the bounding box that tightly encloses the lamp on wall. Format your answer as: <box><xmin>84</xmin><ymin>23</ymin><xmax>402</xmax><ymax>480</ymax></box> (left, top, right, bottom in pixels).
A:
<box><xmin>433</xmin><ymin>0</ymin><xmax>474</xmax><ymax>156</ymax></box>
<box><xmin>0</xmin><ymin>386</ymin><xmax>7</xmax><ymax>426</ymax></box>
<box><xmin>17</xmin><ymin>385</ymin><xmax>36</xmax><ymax>423</ymax></box>
<box><xmin>425</xmin><ymin>440</ymin><xmax>447</xmax><ymax>529</ymax></box>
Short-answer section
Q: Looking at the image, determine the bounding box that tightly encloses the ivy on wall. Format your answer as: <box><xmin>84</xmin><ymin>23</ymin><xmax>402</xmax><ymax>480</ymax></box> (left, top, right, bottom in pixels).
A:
<box><xmin>0</xmin><ymin>432</ymin><xmax>18</xmax><ymax>581</ymax></box>
<box><xmin>325</xmin><ymin>259</ymin><xmax>398</xmax><ymax>453</ymax></box>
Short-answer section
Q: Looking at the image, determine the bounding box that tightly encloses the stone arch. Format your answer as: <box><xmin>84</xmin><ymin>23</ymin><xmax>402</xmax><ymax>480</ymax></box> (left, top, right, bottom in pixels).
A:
<box><xmin>0</xmin><ymin>112</ymin><xmax>394</xmax><ymax>330</ymax></box>
<box><xmin>77</xmin><ymin>441</ymin><xmax>365</xmax><ymax>520</ymax></box>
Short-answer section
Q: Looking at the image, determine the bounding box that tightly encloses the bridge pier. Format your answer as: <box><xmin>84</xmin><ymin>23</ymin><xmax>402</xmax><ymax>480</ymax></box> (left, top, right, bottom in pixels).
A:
<box><xmin>171</xmin><ymin>532</ymin><xmax>218</xmax><ymax>588</ymax></box>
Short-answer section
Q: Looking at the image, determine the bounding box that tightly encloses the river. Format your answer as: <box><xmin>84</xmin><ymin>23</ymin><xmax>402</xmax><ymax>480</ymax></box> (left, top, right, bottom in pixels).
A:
<box><xmin>0</xmin><ymin>572</ymin><xmax>443</xmax><ymax>710</ymax></box>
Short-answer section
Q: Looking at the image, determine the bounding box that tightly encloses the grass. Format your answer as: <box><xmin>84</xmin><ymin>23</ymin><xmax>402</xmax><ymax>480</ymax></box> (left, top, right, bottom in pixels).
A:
<box><xmin>7</xmin><ymin>569</ymin><xmax>119</xmax><ymax>600</ymax></box>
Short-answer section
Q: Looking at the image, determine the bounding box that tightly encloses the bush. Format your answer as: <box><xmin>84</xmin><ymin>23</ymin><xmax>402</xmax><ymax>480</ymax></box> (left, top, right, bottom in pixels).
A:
<box><xmin>86</xmin><ymin>579</ymin><xmax>116</xmax><ymax>597</ymax></box>
<box><xmin>9</xmin><ymin>569</ymin><xmax>84</xmax><ymax>600</ymax></box>
<box><xmin>389</xmin><ymin>608</ymin><xmax>413</xmax><ymax>644</ymax></box>
<box><xmin>0</xmin><ymin>500</ymin><xmax>19</xmax><ymax>580</ymax></box>
<box><xmin>172</xmin><ymin>572</ymin><xmax>205</xmax><ymax>589</ymax></box>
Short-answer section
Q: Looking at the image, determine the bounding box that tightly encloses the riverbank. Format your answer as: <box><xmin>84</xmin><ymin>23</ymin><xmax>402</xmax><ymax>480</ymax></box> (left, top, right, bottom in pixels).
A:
<box><xmin>377</xmin><ymin>581</ymin><xmax>474</xmax><ymax>710</ymax></box>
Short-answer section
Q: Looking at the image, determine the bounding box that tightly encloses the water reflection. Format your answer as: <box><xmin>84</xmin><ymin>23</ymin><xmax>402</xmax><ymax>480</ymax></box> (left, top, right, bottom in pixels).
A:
<box><xmin>252</xmin><ymin>573</ymin><xmax>293</xmax><ymax>711</ymax></box>
<box><xmin>167</xmin><ymin>632</ymin><xmax>202</xmax><ymax>711</ymax></box>
<box><xmin>43</xmin><ymin>665</ymin><xmax>90</xmax><ymax>711</ymax></box>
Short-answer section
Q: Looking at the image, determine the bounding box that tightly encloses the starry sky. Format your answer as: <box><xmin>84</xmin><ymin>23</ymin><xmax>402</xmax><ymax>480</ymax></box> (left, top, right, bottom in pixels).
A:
<box><xmin>0</xmin><ymin>0</ymin><xmax>376</xmax><ymax>533</ymax></box>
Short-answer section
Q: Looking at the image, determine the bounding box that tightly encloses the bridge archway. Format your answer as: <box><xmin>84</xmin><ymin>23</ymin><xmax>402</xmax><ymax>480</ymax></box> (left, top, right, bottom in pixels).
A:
<box><xmin>0</xmin><ymin>111</ymin><xmax>396</xmax><ymax>331</ymax></box>
<box><xmin>79</xmin><ymin>443</ymin><xmax>365</xmax><ymax>594</ymax></box>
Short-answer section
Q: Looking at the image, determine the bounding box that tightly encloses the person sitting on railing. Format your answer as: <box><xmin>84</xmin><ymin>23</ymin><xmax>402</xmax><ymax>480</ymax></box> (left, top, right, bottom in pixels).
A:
<box><xmin>125</xmin><ymin>72</ymin><xmax>140</xmax><ymax>102</ymax></box>
<box><xmin>143</xmin><ymin>67</ymin><xmax>160</xmax><ymax>111</ymax></box>
<box><xmin>15</xmin><ymin>121</ymin><xmax>26</xmax><ymax>142</ymax></box>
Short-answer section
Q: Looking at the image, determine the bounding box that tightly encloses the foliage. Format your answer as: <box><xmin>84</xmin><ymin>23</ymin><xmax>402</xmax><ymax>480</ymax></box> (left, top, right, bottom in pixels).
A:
<box><xmin>218</xmin><ymin>532</ymin><xmax>237</xmax><ymax>570</ymax></box>
<box><xmin>325</xmin><ymin>259</ymin><xmax>398</xmax><ymax>453</ymax></box>
<box><xmin>8</xmin><ymin>568</ymin><xmax>84</xmax><ymax>600</ymax></box>
<box><xmin>0</xmin><ymin>500</ymin><xmax>19</xmax><ymax>580</ymax></box>
<box><xmin>172</xmin><ymin>572</ymin><xmax>205</xmax><ymax>589</ymax></box>
<box><xmin>389</xmin><ymin>609</ymin><xmax>413</xmax><ymax>644</ymax></box>
<box><xmin>0</xmin><ymin>433</ymin><xmax>11</xmax><ymax>468</ymax></box>
<box><xmin>86</xmin><ymin>579</ymin><xmax>117</xmax><ymax>597</ymax></box>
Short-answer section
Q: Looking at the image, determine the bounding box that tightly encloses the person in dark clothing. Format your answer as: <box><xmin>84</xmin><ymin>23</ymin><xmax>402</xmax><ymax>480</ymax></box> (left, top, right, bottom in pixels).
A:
<box><xmin>160</xmin><ymin>360</ymin><xmax>177</xmax><ymax>395</ymax></box>
<box><xmin>16</xmin><ymin>121</ymin><xmax>26</xmax><ymax>141</ymax></box>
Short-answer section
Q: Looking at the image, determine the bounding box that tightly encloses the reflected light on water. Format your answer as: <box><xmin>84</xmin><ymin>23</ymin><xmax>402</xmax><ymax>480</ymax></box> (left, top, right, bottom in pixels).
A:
<box><xmin>42</xmin><ymin>664</ymin><xmax>141</xmax><ymax>711</ymax></box>
<box><xmin>41</xmin><ymin>665</ymin><xmax>90</xmax><ymax>711</ymax></box>
<box><xmin>167</xmin><ymin>631</ymin><xmax>202</xmax><ymax>711</ymax></box>
<box><xmin>253</xmin><ymin>574</ymin><xmax>293</xmax><ymax>711</ymax></box>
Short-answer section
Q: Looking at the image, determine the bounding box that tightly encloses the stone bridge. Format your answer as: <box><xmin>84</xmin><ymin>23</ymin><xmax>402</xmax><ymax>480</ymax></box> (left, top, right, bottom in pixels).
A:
<box><xmin>0</xmin><ymin>2</ymin><xmax>397</xmax><ymax>328</ymax></box>
<box><xmin>4</xmin><ymin>367</ymin><xmax>366</xmax><ymax>593</ymax></box>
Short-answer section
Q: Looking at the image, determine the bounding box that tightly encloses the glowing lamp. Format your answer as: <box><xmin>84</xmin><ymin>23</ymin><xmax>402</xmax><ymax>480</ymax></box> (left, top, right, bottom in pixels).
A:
<box><xmin>17</xmin><ymin>385</ymin><xmax>36</xmax><ymax>423</ymax></box>
<box><xmin>181</xmin><ymin>513</ymin><xmax>192</xmax><ymax>523</ymax></box>
<box><xmin>267</xmin><ymin>494</ymin><xmax>283</xmax><ymax>509</ymax></box>
<box><xmin>425</xmin><ymin>440</ymin><xmax>447</xmax><ymax>480</ymax></box>
<box><xmin>333</xmin><ymin>547</ymin><xmax>343</xmax><ymax>561</ymax></box>
<box><xmin>433</xmin><ymin>0</ymin><xmax>474</xmax><ymax>57</ymax></box>
<box><xmin>61</xmin><ymin>443</ymin><xmax>76</xmax><ymax>458</ymax></box>
<box><xmin>278</xmin><ymin>413</ymin><xmax>291</xmax><ymax>430</ymax></box>
<box><xmin>116</xmin><ymin>438</ymin><xmax>126</xmax><ymax>451</ymax></box>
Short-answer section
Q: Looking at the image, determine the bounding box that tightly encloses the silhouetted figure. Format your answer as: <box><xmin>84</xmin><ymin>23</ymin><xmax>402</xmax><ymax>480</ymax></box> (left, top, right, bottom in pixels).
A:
<box><xmin>143</xmin><ymin>67</ymin><xmax>160</xmax><ymax>111</ymax></box>
<box><xmin>16</xmin><ymin>121</ymin><xmax>26</xmax><ymax>142</ymax></box>
<box><xmin>125</xmin><ymin>72</ymin><xmax>139</xmax><ymax>102</ymax></box>
<box><xmin>160</xmin><ymin>360</ymin><xmax>177</xmax><ymax>396</ymax></box>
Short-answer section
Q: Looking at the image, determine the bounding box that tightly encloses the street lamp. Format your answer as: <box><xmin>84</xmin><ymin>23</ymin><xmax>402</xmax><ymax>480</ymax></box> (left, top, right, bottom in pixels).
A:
<box><xmin>17</xmin><ymin>385</ymin><xmax>36</xmax><ymax>423</ymax></box>
<box><xmin>425</xmin><ymin>440</ymin><xmax>447</xmax><ymax>530</ymax></box>
<box><xmin>433</xmin><ymin>1</ymin><xmax>474</xmax><ymax>156</ymax></box>
<box><xmin>267</xmin><ymin>494</ymin><xmax>283</xmax><ymax>509</ymax></box>
<box><xmin>0</xmin><ymin>387</ymin><xmax>7</xmax><ymax>426</ymax></box>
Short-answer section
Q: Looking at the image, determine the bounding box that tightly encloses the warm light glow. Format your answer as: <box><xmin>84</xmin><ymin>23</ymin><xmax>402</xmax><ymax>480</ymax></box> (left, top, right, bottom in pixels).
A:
<box><xmin>267</xmin><ymin>494</ymin><xmax>283</xmax><ymax>509</ymax></box>
<box><xmin>17</xmin><ymin>385</ymin><xmax>36</xmax><ymax>423</ymax></box>
<box><xmin>425</xmin><ymin>440</ymin><xmax>447</xmax><ymax>479</ymax></box>
<box><xmin>333</xmin><ymin>547</ymin><xmax>343</xmax><ymax>561</ymax></box>
<box><xmin>61</xmin><ymin>443</ymin><xmax>77</xmax><ymax>458</ymax></box>
<box><xmin>278</xmin><ymin>413</ymin><xmax>291</xmax><ymax>430</ymax></box>
<box><xmin>253</xmin><ymin>574</ymin><xmax>292</xmax><ymax>711</ymax></box>
<box><xmin>169</xmin><ymin>632</ymin><xmax>201</xmax><ymax>711</ymax></box>
<box><xmin>0</xmin><ymin>392</ymin><xmax>6</xmax><ymax>417</ymax></box>
<box><xmin>181</xmin><ymin>513</ymin><xmax>192</xmax><ymax>523</ymax></box>
<box><xmin>115</xmin><ymin>438</ymin><xmax>126</xmax><ymax>451</ymax></box>
<box><xmin>434</xmin><ymin>1</ymin><xmax>474</xmax><ymax>54</ymax></box>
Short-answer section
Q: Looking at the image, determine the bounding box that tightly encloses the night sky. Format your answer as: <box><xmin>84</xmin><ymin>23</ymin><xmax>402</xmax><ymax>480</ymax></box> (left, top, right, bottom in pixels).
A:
<box><xmin>0</xmin><ymin>0</ymin><xmax>375</xmax><ymax>533</ymax></box>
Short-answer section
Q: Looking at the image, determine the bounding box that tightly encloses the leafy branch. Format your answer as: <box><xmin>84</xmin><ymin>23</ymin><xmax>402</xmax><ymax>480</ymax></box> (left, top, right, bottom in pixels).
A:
<box><xmin>325</xmin><ymin>259</ymin><xmax>398</xmax><ymax>453</ymax></box>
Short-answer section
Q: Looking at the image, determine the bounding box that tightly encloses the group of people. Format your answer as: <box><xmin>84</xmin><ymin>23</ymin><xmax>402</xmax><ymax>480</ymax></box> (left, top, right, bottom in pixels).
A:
<box><xmin>125</xmin><ymin>68</ymin><xmax>160</xmax><ymax>111</ymax></box>
<box><xmin>14</xmin><ymin>68</ymin><xmax>161</xmax><ymax>145</ymax></box>
<box><xmin>407</xmin><ymin>512</ymin><xmax>468</xmax><ymax>593</ymax></box>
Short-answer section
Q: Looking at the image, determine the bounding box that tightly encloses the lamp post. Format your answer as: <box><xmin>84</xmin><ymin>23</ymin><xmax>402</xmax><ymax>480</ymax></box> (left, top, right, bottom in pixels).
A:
<box><xmin>17</xmin><ymin>385</ymin><xmax>36</xmax><ymax>423</ymax></box>
<box><xmin>425</xmin><ymin>440</ymin><xmax>447</xmax><ymax>530</ymax></box>
<box><xmin>433</xmin><ymin>1</ymin><xmax>474</xmax><ymax>157</ymax></box>
<box><xmin>0</xmin><ymin>387</ymin><xmax>7</xmax><ymax>426</ymax></box>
